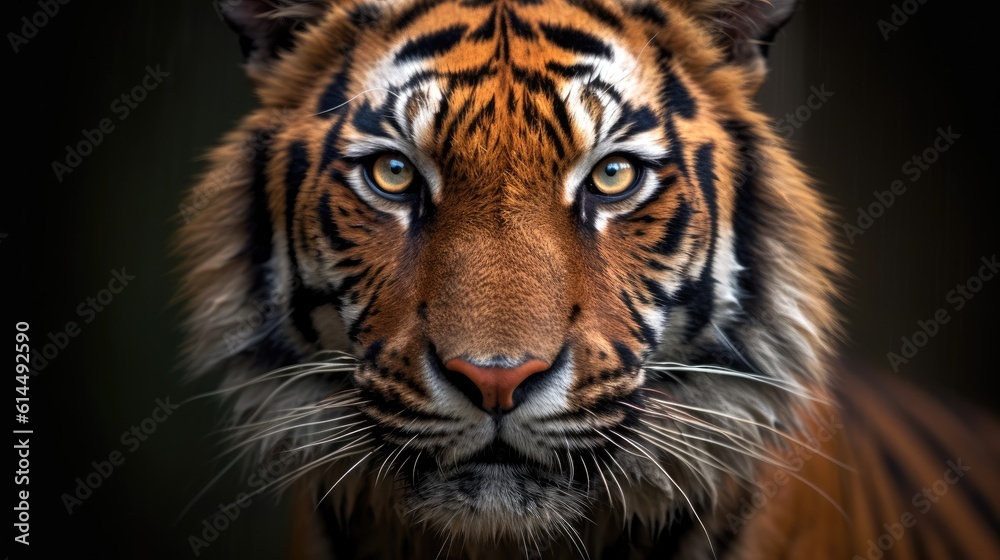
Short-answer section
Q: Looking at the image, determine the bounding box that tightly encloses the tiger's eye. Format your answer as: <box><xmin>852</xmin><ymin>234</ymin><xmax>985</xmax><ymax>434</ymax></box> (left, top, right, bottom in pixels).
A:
<box><xmin>369</xmin><ymin>153</ymin><xmax>415</xmax><ymax>195</ymax></box>
<box><xmin>590</xmin><ymin>155</ymin><xmax>637</xmax><ymax>196</ymax></box>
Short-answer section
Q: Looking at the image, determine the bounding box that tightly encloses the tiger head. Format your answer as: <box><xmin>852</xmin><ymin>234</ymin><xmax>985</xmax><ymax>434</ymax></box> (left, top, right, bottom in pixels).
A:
<box><xmin>179</xmin><ymin>0</ymin><xmax>839</xmax><ymax>554</ymax></box>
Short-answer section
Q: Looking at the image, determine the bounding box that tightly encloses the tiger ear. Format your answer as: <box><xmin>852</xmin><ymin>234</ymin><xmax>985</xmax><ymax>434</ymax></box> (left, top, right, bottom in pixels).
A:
<box><xmin>682</xmin><ymin>0</ymin><xmax>797</xmax><ymax>89</ymax></box>
<box><xmin>215</xmin><ymin>0</ymin><xmax>328</xmax><ymax>80</ymax></box>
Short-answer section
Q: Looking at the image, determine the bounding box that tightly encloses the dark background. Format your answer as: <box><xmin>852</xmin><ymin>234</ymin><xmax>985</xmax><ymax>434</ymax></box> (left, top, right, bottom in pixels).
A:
<box><xmin>5</xmin><ymin>0</ymin><xmax>998</xmax><ymax>558</ymax></box>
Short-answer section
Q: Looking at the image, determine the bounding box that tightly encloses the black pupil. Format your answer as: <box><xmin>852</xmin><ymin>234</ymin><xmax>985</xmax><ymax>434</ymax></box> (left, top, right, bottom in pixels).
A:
<box><xmin>605</xmin><ymin>162</ymin><xmax>621</xmax><ymax>176</ymax></box>
<box><xmin>389</xmin><ymin>159</ymin><xmax>405</xmax><ymax>174</ymax></box>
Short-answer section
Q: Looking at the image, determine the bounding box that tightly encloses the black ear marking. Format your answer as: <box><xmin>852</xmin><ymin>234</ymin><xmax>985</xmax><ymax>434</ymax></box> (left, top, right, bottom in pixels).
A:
<box><xmin>214</xmin><ymin>0</ymin><xmax>328</xmax><ymax>76</ymax></box>
<box><xmin>682</xmin><ymin>0</ymin><xmax>798</xmax><ymax>89</ymax></box>
<box><xmin>719</xmin><ymin>0</ymin><xmax>797</xmax><ymax>65</ymax></box>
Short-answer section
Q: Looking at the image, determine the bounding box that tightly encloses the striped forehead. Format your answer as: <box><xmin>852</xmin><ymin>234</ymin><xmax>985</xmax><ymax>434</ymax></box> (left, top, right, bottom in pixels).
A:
<box><xmin>343</xmin><ymin>4</ymin><xmax>668</xmax><ymax>180</ymax></box>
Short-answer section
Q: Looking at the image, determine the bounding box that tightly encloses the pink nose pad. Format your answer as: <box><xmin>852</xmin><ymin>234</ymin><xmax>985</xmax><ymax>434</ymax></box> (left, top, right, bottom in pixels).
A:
<box><xmin>443</xmin><ymin>358</ymin><xmax>550</xmax><ymax>410</ymax></box>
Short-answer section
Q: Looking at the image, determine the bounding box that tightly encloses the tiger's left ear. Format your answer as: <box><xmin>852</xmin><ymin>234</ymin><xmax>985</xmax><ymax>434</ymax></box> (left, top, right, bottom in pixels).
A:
<box><xmin>684</xmin><ymin>0</ymin><xmax>797</xmax><ymax>90</ymax></box>
<box><xmin>215</xmin><ymin>0</ymin><xmax>329</xmax><ymax>82</ymax></box>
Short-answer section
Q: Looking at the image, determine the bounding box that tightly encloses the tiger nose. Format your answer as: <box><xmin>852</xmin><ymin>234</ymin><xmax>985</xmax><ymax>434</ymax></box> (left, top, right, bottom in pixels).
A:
<box><xmin>443</xmin><ymin>358</ymin><xmax>550</xmax><ymax>411</ymax></box>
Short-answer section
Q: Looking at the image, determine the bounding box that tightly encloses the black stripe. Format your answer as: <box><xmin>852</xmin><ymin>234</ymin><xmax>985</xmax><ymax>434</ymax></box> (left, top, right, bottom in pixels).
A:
<box><xmin>318</xmin><ymin>193</ymin><xmax>358</xmax><ymax>252</ymax></box>
<box><xmin>568</xmin><ymin>0</ymin><xmax>623</xmax><ymax>31</ymax></box>
<box><xmin>445</xmin><ymin>65</ymin><xmax>498</xmax><ymax>87</ymax></box>
<box><xmin>521</xmin><ymin>96</ymin><xmax>539</xmax><ymax>127</ymax></box>
<box><xmin>351</xmin><ymin>99</ymin><xmax>394</xmax><ymax>139</ymax></box>
<box><xmin>538</xmin><ymin>23</ymin><xmax>613</xmax><ymax>58</ymax></box>
<box><xmin>495</xmin><ymin>8</ymin><xmax>509</xmax><ymax>59</ymax></box>
<box><xmin>286</xmin><ymin>141</ymin><xmax>311</xmax><ymax>195</ymax></box>
<box><xmin>334</xmin><ymin>268</ymin><xmax>370</xmax><ymax>303</ymax></box>
<box><xmin>642</xmin><ymin>277</ymin><xmax>672</xmax><ymax>310</ymax></box>
<box><xmin>335</xmin><ymin>257</ymin><xmax>363</xmax><ymax>268</ymax></box>
<box><xmin>662</xmin><ymin>66</ymin><xmax>697</xmax><ymax>119</ymax></box>
<box><xmin>511</xmin><ymin>65</ymin><xmax>574</xmax><ymax>138</ymax></box>
<box><xmin>465</xmin><ymin>97</ymin><xmax>496</xmax><ymax>136</ymax></box>
<box><xmin>348</xmin><ymin>280</ymin><xmax>385</xmax><ymax>342</ymax></box>
<box><xmin>316</xmin><ymin>60</ymin><xmax>352</xmax><ymax>118</ymax></box>
<box><xmin>469</xmin><ymin>7</ymin><xmax>497</xmax><ymax>40</ymax></box>
<box><xmin>395</xmin><ymin>24</ymin><xmax>468</xmax><ymax>62</ymax></box>
<box><xmin>683</xmin><ymin>143</ymin><xmax>717</xmax><ymax>337</ymax></box>
<box><xmin>628</xmin><ymin>2</ymin><xmax>668</xmax><ymax>26</ymax></box>
<box><xmin>400</xmin><ymin>69</ymin><xmax>436</xmax><ymax>90</ymax></box>
<box><xmin>546</xmin><ymin>61</ymin><xmax>596</xmax><ymax>79</ymax></box>
<box><xmin>392</xmin><ymin>0</ymin><xmax>445</xmax><ymax>31</ymax></box>
<box><xmin>652</xmin><ymin>200</ymin><xmax>692</xmax><ymax>256</ymax></box>
<box><xmin>245</xmin><ymin>130</ymin><xmax>275</xmax><ymax>295</ymax></box>
<box><xmin>663</xmin><ymin>114</ymin><xmax>687</xmax><ymax>177</ymax></box>
<box><xmin>612</xmin><ymin>341</ymin><xmax>640</xmax><ymax>372</ymax></box>
<box><xmin>724</xmin><ymin>120</ymin><xmax>763</xmax><ymax>310</ymax></box>
<box><xmin>320</xmin><ymin>112</ymin><xmax>349</xmax><ymax>171</ymax></box>
<box><xmin>440</xmin><ymin>96</ymin><xmax>476</xmax><ymax>161</ymax></box>
<box><xmin>505</xmin><ymin>6</ymin><xmax>536</xmax><ymax>39</ymax></box>
<box><xmin>540</xmin><ymin>116</ymin><xmax>566</xmax><ymax>158</ymax></box>
<box><xmin>432</xmin><ymin>93</ymin><xmax>450</xmax><ymax>137</ymax></box>
<box><xmin>621</xmin><ymin>290</ymin><xmax>656</xmax><ymax>346</ymax></box>
<box><xmin>284</xmin><ymin>141</ymin><xmax>322</xmax><ymax>343</ymax></box>
<box><xmin>609</xmin><ymin>104</ymin><xmax>659</xmax><ymax>137</ymax></box>
<box><xmin>585</xmin><ymin>78</ymin><xmax>623</xmax><ymax>104</ymax></box>
<box><xmin>623</xmin><ymin>172</ymin><xmax>678</xmax><ymax>218</ymax></box>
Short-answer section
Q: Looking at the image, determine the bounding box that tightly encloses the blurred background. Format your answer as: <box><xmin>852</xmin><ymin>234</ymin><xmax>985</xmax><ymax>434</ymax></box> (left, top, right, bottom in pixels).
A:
<box><xmin>6</xmin><ymin>0</ymin><xmax>998</xmax><ymax>558</ymax></box>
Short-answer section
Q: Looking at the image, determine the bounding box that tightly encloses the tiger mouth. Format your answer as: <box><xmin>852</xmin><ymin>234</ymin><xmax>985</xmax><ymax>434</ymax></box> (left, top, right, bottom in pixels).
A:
<box><xmin>462</xmin><ymin>440</ymin><xmax>536</xmax><ymax>465</ymax></box>
<box><xmin>406</xmin><ymin>438</ymin><xmax>595</xmax><ymax>495</ymax></box>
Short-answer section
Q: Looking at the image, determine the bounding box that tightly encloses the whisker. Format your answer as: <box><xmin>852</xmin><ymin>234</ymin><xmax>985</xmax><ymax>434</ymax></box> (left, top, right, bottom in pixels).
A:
<box><xmin>315</xmin><ymin>449</ymin><xmax>379</xmax><ymax>509</ymax></box>
<box><xmin>648</xmin><ymin>398</ymin><xmax>854</xmax><ymax>471</ymax></box>
<box><xmin>314</xmin><ymin>87</ymin><xmax>401</xmax><ymax>116</ymax></box>
<box><xmin>611</xmin><ymin>431</ymin><xmax>717</xmax><ymax>560</ymax></box>
<box><xmin>644</xmin><ymin>362</ymin><xmax>829</xmax><ymax>404</ymax></box>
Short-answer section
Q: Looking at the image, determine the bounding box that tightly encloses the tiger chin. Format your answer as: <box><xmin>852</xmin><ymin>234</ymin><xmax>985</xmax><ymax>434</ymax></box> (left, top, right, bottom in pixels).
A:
<box><xmin>177</xmin><ymin>0</ymin><xmax>1000</xmax><ymax>558</ymax></box>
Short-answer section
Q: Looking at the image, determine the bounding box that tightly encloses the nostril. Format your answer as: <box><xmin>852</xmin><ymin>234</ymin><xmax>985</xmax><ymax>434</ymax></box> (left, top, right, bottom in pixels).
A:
<box><xmin>443</xmin><ymin>356</ymin><xmax>550</xmax><ymax>411</ymax></box>
<box><xmin>510</xmin><ymin>369</ymin><xmax>547</xmax><ymax>409</ymax></box>
<box><xmin>439</xmin><ymin>363</ymin><xmax>486</xmax><ymax>410</ymax></box>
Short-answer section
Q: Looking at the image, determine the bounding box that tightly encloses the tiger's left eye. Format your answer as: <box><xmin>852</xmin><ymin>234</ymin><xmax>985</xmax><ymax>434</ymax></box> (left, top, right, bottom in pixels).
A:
<box><xmin>589</xmin><ymin>155</ymin><xmax>639</xmax><ymax>198</ymax></box>
<box><xmin>365</xmin><ymin>153</ymin><xmax>416</xmax><ymax>198</ymax></box>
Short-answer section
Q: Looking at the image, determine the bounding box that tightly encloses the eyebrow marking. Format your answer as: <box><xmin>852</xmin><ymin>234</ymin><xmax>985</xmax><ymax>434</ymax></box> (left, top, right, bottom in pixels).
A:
<box><xmin>538</xmin><ymin>23</ymin><xmax>614</xmax><ymax>58</ymax></box>
<box><xmin>395</xmin><ymin>24</ymin><xmax>469</xmax><ymax>63</ymax></box>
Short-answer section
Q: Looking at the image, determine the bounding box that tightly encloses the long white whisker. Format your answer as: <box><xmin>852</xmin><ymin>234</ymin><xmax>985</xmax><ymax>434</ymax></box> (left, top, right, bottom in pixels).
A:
<box><xmin>314</xmin><ymin>87</ymin><xmax>402</xmax><ymax>116</ymax></box>
<box><xmin>612</xmin><ymin>431</ymin><xmax>717</xmax><ymax>560</ymax></box>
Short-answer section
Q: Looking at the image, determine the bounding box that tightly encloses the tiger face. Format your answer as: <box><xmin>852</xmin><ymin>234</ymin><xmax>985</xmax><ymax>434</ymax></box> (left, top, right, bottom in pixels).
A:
<box><xmin>180</xmin><ymin>0</ymin><xmax>839</xmax><ymax>553</ymax></box>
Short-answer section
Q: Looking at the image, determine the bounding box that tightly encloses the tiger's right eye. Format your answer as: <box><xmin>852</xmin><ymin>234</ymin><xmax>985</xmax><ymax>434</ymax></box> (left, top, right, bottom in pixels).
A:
<box><xmin>364</xmin><ymin>153</ymin><xmax>417</xmax><ymax>199</ymax></box>
<box><xmin>588</xmin><ymin>155</ymin><xmax>641</xmax><ymax>200</ymax></box>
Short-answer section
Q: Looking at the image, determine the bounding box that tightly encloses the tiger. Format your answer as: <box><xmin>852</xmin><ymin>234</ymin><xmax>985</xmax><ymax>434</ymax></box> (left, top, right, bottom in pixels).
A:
<box><xmin>176</xmin><ymin>0</ymin><xmax>1000</xmax><ymax>558</ymax></box>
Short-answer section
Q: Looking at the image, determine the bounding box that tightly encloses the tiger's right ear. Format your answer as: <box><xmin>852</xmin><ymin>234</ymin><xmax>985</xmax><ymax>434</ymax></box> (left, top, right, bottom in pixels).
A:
<box><xmin>679</xmin><ymin>0</ymin><xmax>797</xmax><ymax>91</ymax></box>
<box><xmin>215</xmin><ymin>0</ymin><xmax>328</xmax><ymax>80</ymax></box>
